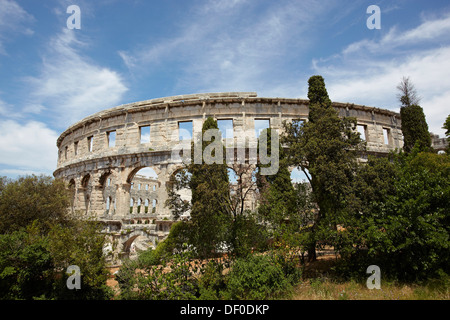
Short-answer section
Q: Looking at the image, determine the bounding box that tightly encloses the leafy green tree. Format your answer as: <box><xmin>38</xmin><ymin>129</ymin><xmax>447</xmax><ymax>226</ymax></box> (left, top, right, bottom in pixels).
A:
<box><xmin>444</xmin><ymin>115</ymin><xmax>450</xmax><ymax>138</ymax></box>
<box><xmin>166</xmin><ymin>117</ymin><xmax>268</xmax><ymax>258</ymax></box>
<box><xmin>0</xmin><ymin>175</ymin><xmax>70</xmax><ymax>234</ymax></box>
<box><xmin>282</xmin><ymin>75</ymin><xmax>364</xmax><ymax>261</ymax></box>
<box><xmin>0</xmin><ymin>222</ymin><xmax>53</xmax><ymax>299</ymax></box>
<box><xmin>337</xmin><ymin>152</ymin><xmax>450</xmax><ymax>281</ymax></box>
<box><xmin>48</xmin><ymin>219</ymin><xmax>112</xmax><ymax>299</ymax></box>
<box><xmin>187</xmin><ymin>117</ymin><xmax>232</xmax><ymax>258</ymax></box>
<box><xmin>138</xmin><ymin>221</ymin><xmax>190</xmax><ymax>266</ymax></box>
<box><xmin>0</xmin><ymin>175</ymin><xmax>111</xmax><ymax>300</ymax></box>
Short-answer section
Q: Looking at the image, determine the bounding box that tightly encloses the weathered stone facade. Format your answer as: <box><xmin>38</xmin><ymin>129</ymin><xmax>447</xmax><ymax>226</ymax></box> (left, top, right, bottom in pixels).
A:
<box><xmin>431</xmin><ymin>133</ymin><xmax>449</xmax><ymax>153</ymax></box>
<box><xmin>54</xmin><ymin>92</ymin><xmax>403</xmax><ymax>265</ymax></box>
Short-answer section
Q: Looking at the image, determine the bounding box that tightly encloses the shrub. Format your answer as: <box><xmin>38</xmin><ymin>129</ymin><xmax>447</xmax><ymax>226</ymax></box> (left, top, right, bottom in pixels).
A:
<box><xmin>224</xmin><ymin>254</ymin><xmax>296</xmax><ymax>300</ymax></box>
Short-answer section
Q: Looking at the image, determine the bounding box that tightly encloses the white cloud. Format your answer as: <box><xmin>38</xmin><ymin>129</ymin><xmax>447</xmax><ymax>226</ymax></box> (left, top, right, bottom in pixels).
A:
<box><xmin>119</xmin><ymin>0</ymin><xmax>337</xmax><ymax>96</ymax></box>
<box><xmin>26</xmin><ymin>29</ymin><xmax>128</xmax><ymax>129</ymax></box>
<box><xmin>312</xmin><ymin>13</ymin><xmax>450</xmax><ymax>136</ymax></box>
<box><xmin>343</xmin><ymin>13</ymin><xmax>450</xmax><ymax>56</ymax></box>
<box><xmin>0</xmin><ymin>120</ymin><xmax>59</xmax><ymax>175</ymax></box>
<box><xmin>0</xmin><ymin>0</ymin><xmax>34</xmax><ymax>54</ymax></box>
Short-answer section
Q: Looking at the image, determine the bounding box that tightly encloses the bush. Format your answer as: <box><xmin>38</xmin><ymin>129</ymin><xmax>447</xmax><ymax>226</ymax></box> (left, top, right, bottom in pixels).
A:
<box><xmin>198</xmin><ymin>260</ymin><xmax>228</xmax><ymax>300</ymax></box>
<box><xmin>224</xmin><ymin>254</ymin><xmax>298</xmax><ymax>300</ymax></box>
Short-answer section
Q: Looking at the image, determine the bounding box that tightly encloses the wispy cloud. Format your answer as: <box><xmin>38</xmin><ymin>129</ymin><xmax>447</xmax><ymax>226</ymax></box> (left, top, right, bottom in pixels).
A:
<box><xmin>312</xmin><ymin>12</ymin><xmax>450</xmax><ymax>136</ymax></box>
<box><xmin>119</xmin><ymin>0</ymin><xmax>338</xmax><ymax>97</ymax></box>
<box><xmin>0</xmin><ymin>0</ymin><xmax>34</xmax><ymax>54</ymax></box>
<box><xmin>25</xmin><ymin>29</ymin><xmax>128</xmax><ymax>129</ymax></box>
<box><xmin>343</xmin><ymin>13</ymin><xmax>450</xmax><ymax>55</ymax></box>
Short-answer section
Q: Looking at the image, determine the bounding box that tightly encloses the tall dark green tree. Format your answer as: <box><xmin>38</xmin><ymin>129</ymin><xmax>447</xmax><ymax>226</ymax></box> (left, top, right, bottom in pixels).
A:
<box><xmin>444</xmin><ymin>115</ymin><xmax>450</xmax><ymax>138</ymax></box>
<box><xmin>397</xmin><ymin>77</ymin><xmax>431</xmax><ymax>153</ymax></box>
<box><xmin>187</xmin><ymin>117</ymin><xmax>232</xmax><ymax>258</ymax></box>
<box><xmin>444</xmin><ymin>114</ymin><xmax>450</xmax><ymax>154</ymax></box>
<box><xmin>400</xmin><ymin>105</ymin><xmax>432</xmax><ymax>153</ymax></box>
<box><xmin>282</xmin><ymin>75</ymin><xmax>364</xmax><ymax>261</ymax></box>
<box><xmin>257</xmin><ymin>128</ymin><xmax>297</xmax><ymax>240</ymax></box>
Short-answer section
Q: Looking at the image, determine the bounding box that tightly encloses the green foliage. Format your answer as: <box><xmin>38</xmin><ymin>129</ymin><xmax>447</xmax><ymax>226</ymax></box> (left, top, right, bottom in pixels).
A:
<box><xmin>0</xmin><ymin>175</ymin><xmax>70</xmax><ymax>234</ymax></box>
<box><xmin>257</xmin><ymin>128</ymin><xmax>298</xmax><ymax>242</ymax></box>
<box><xmin>118</xmin><ymin>251</ymin><xmax>201</xmax><ymax>300</ymax></box>
<box><xmin>444</xmin><ymin>115</ymin><xmax>450</xmax><ymax>154</ymax></box>
<box><xmin>0</xmin><ymin>223</ymin><xmax>53</xmax><ymax>299</ymax></box>
<box><xmin>282</xmin><ymin>75</ymin><xmax>364</xmax><ymax>261</ymax></box>
<box><xmin>138</xmin><ymin>221</ymin><xmax>190</xmax><ymax>266</ymax></box>
<box><xmin>444</xmin><ymin>114</ymin><xmax>450</xmax><ymax>138</ymax></box>
<box><xmin>188</xmin><ymin>118</ymin><xmax>232</xmax><ymax>258</ymax></box>
<box><xmin>0</xmin><ymin>175</ymin><xmax>111</xmax><ymax>300</ymax></box>
<box><xmin>224</xmin><ymin>253</ymin><xmax>300</xmax><ymax>300</ymax></box>
<box><xmin>228</xmin><ymin>213</ymin><xmax>269</xmax><ymax>258</ymax></box>
<box><xmin>336</xmin><ymin>152</ymin><xmax>450</xmax><ymax>281</ymax></box>
<box><xmin>117</xmin><ymin>249</ymin><xmax>302</xmax><ymax>300</ymax></box>
<box><xmin>197</xmin><ymin>260</ymin><xmax>228</xmax><ymax>300</ymax></box>
<box><xmin>47</xmin><ymin>219</ymin><xmax>112</xmax><ymax>299</ymax></box>
<box><xmin>400</xmin><ymin>104</ymin><xmax>432</xmax><ymax>153</ymax></box>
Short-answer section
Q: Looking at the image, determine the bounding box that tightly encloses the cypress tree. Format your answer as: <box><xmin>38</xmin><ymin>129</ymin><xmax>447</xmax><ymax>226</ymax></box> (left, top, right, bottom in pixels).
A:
<box><xmin>396</xmin><ymin>77</ymin><xmax>431</xmax><ymax>153</ymax></box>
<box><xmin>282</xmin><ymin>75</ymin><xmax>364</xmax><ymax>261</ymax></box>
<box><xmin>257</xmin><ymin>128</ymin><xmax>297</xmax><ymax>238</ymax></box>
<box><xmin>400</xmin><ymin>105</ymin><xmax>432</xmax><ymax>153</ymax></box>
<box><xmin>188</xmin><ymin>117</ymin><xmax>231</xmax><ymax>258</ymax></box>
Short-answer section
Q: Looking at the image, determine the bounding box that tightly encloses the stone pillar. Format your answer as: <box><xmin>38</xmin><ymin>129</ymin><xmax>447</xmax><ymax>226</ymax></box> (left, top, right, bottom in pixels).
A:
<box><xmin>156</xmin><ymin>165</ymin><xmax>171</xmax><ymax>219</ymax></box>
<box><xmin>116</xmin><ymin>182</ymin><xmax>131</xmax><ymax>218</ymax></box>
<box><xmin>90</xmin><ymin>173</ymin><xmax>105</xmax><ymax>217</ymax></box>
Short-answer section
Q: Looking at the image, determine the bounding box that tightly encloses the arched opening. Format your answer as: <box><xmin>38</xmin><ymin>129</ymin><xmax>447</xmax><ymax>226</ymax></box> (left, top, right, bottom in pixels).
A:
<box><xmin>81</xmin><ymin>174</ymin><xmax>91</xmax><ymax>214</ymax></box>
<box><xmin>121</xmin><ymin>234</ymin><xmax>155</xmax><ymax>260</ymax></box>
<box><xmin>167</xmin><ymin>167</ymin><xmax>192</xmax><ymax>219</ymax></box>
<box><xmin>130</xmin><ymin>198</ymin><xmax>135</xmax><ymax>214</ymax></box>
<box><xmin>144</xmin><ymin>199</ymin><xmax>149</xmax><ymax>213</ymax></box>
<box><xmin>106</xmin><ymin>197</ymin><xmax>111</xmax><ymax>214</ymax></box>
<box><xmin>290</xmin><ymin>167</ymin><xmax>310</xmax><ymax>185</ymax></box>
<box><xmin>228</xmin><ymin>165</ymin><xmax>259</xmax><ymax>214</ymax></box>
<box><xmin>67</xmin><ymin>179</ymin><xmax>76</xmax><ymax>213</ymax></box>
<box><xmin>129</xmin><ymin>167</ymin><xmax>159</xmax><ymax>216</ymax></box>
<box><xmin>101</xmin><ymin>172</ymin><xmax>116</xmax><ymax>215</ymax></box>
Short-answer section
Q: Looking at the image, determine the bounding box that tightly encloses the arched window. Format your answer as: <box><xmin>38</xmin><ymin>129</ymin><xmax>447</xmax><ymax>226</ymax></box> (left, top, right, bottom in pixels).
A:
<box><xmin>106</xmin><ymin>197</ymin><xmax>111</xmax><ymax>214</ymax></box>
<box><xmin>130</xmin><ymin>198</ymin><xmax>134</xmax><ymax>214</ymax></box>
<box><xmin>145</xmin><ymin>199</ymin><xmax>149</xmax><ymax>213</ymax></box>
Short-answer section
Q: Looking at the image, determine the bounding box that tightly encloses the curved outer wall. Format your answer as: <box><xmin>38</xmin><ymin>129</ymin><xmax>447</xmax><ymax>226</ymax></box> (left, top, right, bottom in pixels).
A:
<box><xmin>53</xmin><ymin>92</ymin><xmax>403</xmax><ymax>264</ymax></box>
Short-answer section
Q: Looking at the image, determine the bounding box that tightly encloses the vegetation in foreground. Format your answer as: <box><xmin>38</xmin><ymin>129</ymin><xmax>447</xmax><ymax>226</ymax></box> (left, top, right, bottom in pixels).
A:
<box><xmin>0</xmin><ymin>75</ymin><xmax>448</xmax><ymax>300</ymax></box>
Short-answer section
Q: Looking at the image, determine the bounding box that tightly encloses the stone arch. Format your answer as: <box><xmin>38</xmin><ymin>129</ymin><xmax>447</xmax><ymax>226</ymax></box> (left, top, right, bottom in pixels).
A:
<box><xmin>227</xmin><ymin>163</ymin><xmax>259</xmax><ymax>213</ymax></box>
<box><xmin>99</xmin><ymin>170</ymin><xmax>118</xmax><ymax>215</ymax></box>
<box><xmin>81</xmin><ymin>174</ymin><xmax>91</xmax><ymax>188</ymax></box>
<box><xmin>121</xmin><ymin>230</ymin><xmax>156</xmax><ymax>259</ymax></box>
<box><xmin>128</xmin><ymin>166</ymin><xmax>160</xmax><ymax>216</ymax></box>
<box><xmin>167</xmin><ymin>166</ymin><xmax>192</xmax><ymax>219</ymax></box>
<box><xmin>80</xmin><ymin>174</ymin><xmax>92</xmax><ymax>214</ymax></box>
<box><xmin>67</xmin><ymin>178</ymin><xmax>76</xmax><ymax>213</ymax></box>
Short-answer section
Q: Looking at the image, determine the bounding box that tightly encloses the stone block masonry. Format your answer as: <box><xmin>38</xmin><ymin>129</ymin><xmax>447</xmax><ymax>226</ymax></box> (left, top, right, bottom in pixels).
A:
<box><xmin>54</xmin><ymin>92</ymin><xmax>403</xmax><ymax>265</ymax></box>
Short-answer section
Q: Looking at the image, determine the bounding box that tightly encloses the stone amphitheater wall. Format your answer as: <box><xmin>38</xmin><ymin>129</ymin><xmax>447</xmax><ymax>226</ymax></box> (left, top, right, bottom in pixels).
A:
<box><xmin>53</xmin><ymin>92</ymin><xmax>403</xmax><ymax>263</ymax></box>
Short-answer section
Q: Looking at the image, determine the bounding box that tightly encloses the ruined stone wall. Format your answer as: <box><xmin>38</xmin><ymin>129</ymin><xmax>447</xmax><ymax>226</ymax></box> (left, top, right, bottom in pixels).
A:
<box><xmin>53</xmin><ymin>92</ymin><xmax>403</xmax><ymax>264</ymax></box>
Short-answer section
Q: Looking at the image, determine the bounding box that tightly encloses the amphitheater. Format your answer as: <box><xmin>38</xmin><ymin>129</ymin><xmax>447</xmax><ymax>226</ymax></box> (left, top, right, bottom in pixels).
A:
<box><xmin>53</xmin><ymin>92</ymin><xmax>403</xmax><ymax>265</ymax></box>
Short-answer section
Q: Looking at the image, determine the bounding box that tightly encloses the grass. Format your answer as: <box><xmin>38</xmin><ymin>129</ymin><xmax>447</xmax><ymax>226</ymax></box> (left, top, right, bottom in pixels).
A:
<box><xmin>290</xmin><ymin>255</ymin><xmax>449</xmax><ymax>300</ymax></box>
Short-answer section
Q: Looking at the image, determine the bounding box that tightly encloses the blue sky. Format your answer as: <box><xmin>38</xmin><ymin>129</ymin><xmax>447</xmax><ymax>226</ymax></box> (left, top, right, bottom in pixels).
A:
<box><xmin>0</xmin><ymin>0</ymin><xmax>449</xmax><ymax>179</ymax></box>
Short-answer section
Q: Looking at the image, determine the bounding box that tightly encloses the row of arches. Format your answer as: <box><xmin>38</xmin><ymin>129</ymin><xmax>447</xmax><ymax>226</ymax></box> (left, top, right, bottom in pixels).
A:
<box><xmin>65</xmin><ymin>162</ymin><xmax>309</xmax><ymax>219</ymax></box>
